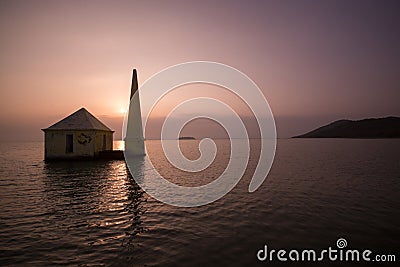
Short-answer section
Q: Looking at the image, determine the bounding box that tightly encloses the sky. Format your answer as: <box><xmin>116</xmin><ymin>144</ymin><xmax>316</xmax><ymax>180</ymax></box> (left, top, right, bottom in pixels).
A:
<box><xmin>0</xmin><ymin>0</ymin><xmax>399</xmax><ymax>140</ymax></box>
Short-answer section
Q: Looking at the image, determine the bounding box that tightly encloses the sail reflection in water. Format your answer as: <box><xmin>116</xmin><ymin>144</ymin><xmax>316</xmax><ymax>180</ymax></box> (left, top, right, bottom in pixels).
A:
<box><xmin>41</xmin><ymin>159</ymin><xmax>147</xmax><ymax>265</ymax></box>
<box><xmin>1</xmin><ymin>139</ymin><xmax>399</xmax><ymax>266</ymax></box>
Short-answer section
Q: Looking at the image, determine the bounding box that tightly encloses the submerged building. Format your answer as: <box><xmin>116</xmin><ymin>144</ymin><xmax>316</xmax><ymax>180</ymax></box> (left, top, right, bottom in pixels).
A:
<box><xmin>42</xmin><ymin>108</ymin><xmax>114</xmax><ymax>160</ymax></box>
<box><xmin>42</xmin><ymin>68</ymin><xmax>144</xmax><ymax>161</ymax></box>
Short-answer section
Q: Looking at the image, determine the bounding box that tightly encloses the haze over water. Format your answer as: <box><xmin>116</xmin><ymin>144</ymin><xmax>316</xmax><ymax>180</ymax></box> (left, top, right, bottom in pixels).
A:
<box><xmin>1</xmin><ymin>139</ymin><xmax>399</xmax><ymax>266</ymax></box>
<box><xmin>1</xmin><ymin>0</ymin><xmax>399</xmax><ymax>265</ymax></box>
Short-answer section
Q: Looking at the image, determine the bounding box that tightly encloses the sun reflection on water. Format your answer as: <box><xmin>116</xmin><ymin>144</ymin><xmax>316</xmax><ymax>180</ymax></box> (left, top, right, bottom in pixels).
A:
<box><xmin>40</xmin><ymin>158</ymin><xmax>147</xmax><ymax>265</ymax></box>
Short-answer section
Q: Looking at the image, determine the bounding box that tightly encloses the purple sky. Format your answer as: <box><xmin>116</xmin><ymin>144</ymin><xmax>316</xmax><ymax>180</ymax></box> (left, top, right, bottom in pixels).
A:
<box><xmin>1</xmin><ymin>0</ymin><xmax>399</xmax><ymax>140</ymax></box>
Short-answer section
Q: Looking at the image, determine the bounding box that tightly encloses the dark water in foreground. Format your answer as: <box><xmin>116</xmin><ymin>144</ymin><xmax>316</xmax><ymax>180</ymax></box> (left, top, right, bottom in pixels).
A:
<box><xmin>0</xmin><ymin>139</ymin><xmax>399</xmax><ymax>266</ymax></box>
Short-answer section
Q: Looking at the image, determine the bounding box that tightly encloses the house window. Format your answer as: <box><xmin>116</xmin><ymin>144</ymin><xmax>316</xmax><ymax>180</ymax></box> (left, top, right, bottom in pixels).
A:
<box><xmin>102</xmin><ymin>134</ymin><xmax>106</xmax><ymax>150</ymax></box>
<box><xmin>66</xmin><ymin>134</ymin><xmax>73</xmax><ymax>153</ymax></box>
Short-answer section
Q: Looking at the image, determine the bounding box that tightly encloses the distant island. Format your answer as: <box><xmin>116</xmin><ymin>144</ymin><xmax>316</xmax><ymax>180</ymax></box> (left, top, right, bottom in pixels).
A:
<box><xmin>178</xmin><ymin>136</ymin><xmax>196</xmax><ymax>140</ymax></box>
<box><xmin>293</xmin><ymin>117</ymin><xmax>400</xmax><ymax>138</ymax></box>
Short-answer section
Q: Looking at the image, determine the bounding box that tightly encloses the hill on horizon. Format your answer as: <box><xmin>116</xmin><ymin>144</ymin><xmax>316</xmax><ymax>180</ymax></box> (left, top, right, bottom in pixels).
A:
<box><xmin>293</xmin><ymin>117</ymin><xmax>400</xmax><ymax>138</ymax></box>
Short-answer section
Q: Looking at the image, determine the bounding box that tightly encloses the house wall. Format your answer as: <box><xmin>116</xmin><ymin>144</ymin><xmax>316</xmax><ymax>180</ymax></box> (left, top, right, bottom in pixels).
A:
<box><xmin>44</xmin><ymin>130</ymin><xmax>113</xmax><ymax>160</ymax></box>
<box><xmin>93</xmin><ymin>131</ymin><xmax>113</xmax><ymax>155</ymax></box>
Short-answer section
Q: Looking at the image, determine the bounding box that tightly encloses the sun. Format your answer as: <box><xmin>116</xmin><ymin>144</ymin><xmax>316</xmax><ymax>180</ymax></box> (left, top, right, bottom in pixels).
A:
<box><xmin>119</xmin><ymin>107</ymin><xmax>126</xmax><ymax>114</ymax></box>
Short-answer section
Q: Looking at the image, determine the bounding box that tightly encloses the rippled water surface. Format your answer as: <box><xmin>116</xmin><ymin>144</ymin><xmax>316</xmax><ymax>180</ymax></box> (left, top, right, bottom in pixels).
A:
<box><xmin>0</xmin><ymin>139</ymin><xmax>399</xmax><ymax>266</ymax></box>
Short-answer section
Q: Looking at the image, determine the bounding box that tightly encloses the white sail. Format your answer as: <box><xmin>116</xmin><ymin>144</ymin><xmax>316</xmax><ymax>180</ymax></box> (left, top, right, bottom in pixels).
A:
<box><xmin>125</xmin><ymin>69</ymin><xmax>145</xmax><ymax>156</ymax></box>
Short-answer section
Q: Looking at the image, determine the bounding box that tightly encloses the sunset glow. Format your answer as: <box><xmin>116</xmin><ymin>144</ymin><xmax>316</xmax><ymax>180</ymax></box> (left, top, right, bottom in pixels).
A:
<box><xmin>0</xmin><ymin>1</ymin><xmax>399</xmax><ymax>141</ymax></box>
<box><xmin>1</xmin><ymin>2</ymin><xmax>399</xmax><ymax>266</ymax></box>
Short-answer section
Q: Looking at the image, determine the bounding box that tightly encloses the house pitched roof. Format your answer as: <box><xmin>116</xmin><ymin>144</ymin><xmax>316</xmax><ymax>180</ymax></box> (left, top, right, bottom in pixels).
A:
<box><xmin>42</xmin><ymin>108</ymin><xmax>113</xmax><ymax>132</ymax></box>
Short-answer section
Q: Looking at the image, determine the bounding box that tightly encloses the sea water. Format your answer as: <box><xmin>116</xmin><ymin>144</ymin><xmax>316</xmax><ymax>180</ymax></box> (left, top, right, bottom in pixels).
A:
<box><xmin>0</xmin><ymin>139</ymin><xmax>399</xmax><ymax>266</ymax></box>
